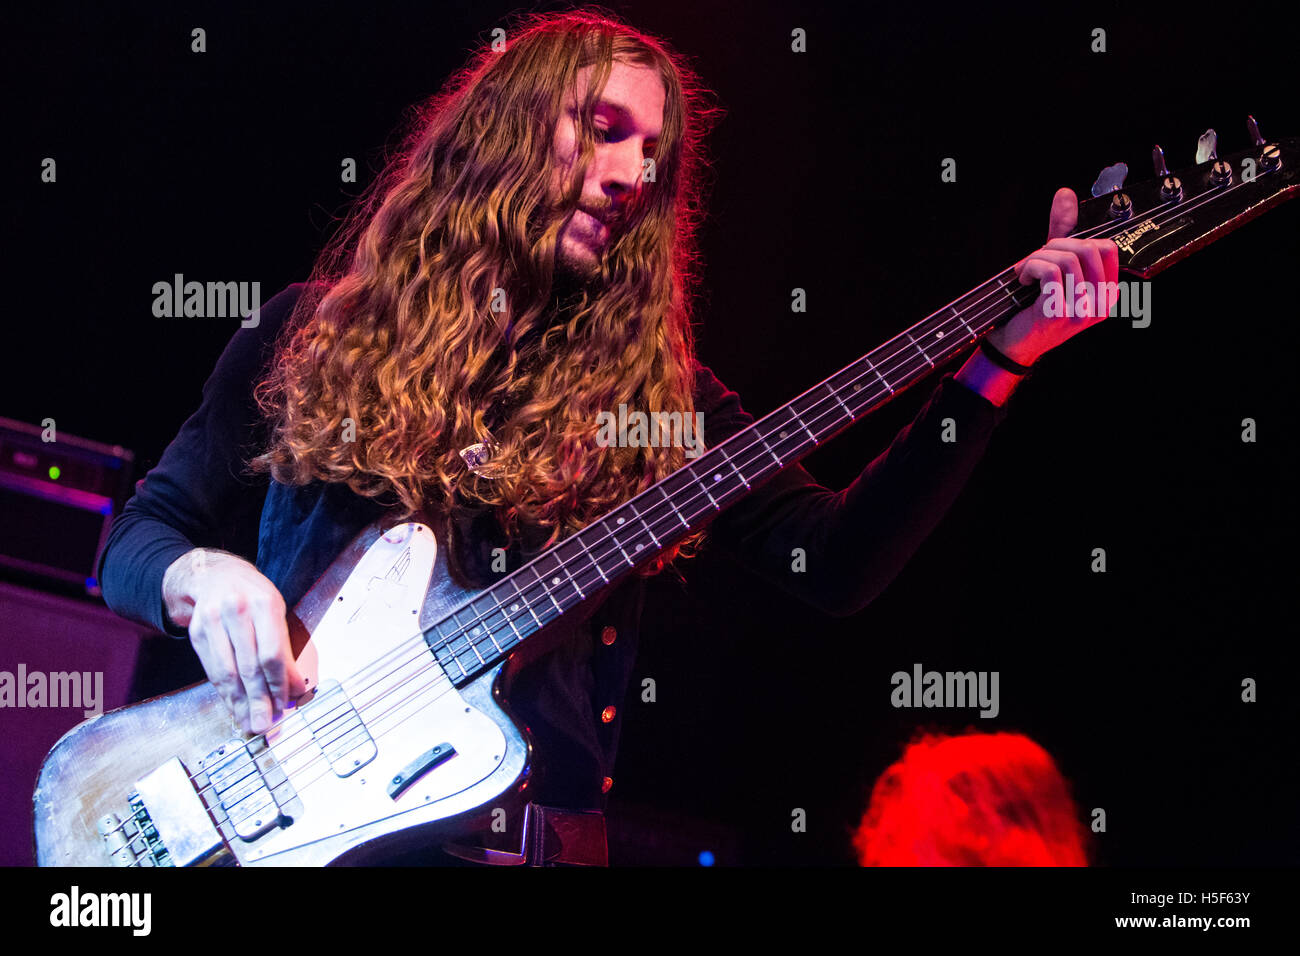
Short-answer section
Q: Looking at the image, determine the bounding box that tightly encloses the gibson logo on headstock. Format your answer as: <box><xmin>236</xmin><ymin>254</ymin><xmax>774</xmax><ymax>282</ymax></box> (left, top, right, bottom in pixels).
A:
<box><xmin>1112</xmin><ymin>218</ymin><xmax>1159</xmax><ymax>255</ymax></box>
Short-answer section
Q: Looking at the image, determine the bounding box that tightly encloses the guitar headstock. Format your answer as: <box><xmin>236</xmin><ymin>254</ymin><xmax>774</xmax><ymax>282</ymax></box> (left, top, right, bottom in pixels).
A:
<box><xmin>1076</xmin><ymin>117</ymin><xmax>1297</xmax><ymax>278</ymax></box>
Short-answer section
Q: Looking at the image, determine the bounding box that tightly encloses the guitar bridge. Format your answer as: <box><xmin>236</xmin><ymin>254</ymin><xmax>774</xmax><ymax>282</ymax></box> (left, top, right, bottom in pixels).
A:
<box><xmin>97</xmin><ymin>757</ymin><xmax>228</xmax><ymax>867</ymax></box>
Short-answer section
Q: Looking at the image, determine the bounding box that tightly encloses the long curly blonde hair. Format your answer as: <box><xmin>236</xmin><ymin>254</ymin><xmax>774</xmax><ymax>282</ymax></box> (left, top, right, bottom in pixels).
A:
<box><xmin>251</xmin><ymin>9</ymin><xmax>724</xmax><ymax>576</ymax></box>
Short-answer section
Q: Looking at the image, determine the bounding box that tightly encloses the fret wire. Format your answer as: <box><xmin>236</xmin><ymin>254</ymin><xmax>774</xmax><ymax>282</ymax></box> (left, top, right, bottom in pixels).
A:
<box><xmin>452</xmin><ymin>609</ymin><xmax>488</xmax><ymax>665</ymax></box>
<box><xmin>635</xmin><ymin>503</ymin><xmax>685</xmax><ymax>559</ymax></box>
<box><xmin>436</xmin><ymin>621</ymin><xmax>462</xmax><ymax>656</ymax></box>
<box><xmin>864</xmin><ymin>356</ymin><xmax>894</xmax><ymax>394</ymax></box>
<box><xmin>508</xmin><ymin>575</ymin><xmax>546</xmax><ymax>631</ymax></box>
<box><xmin>539</xmin><ymin>541</ymin><xmax>588</xmax><ymax>605</ymax></box>
<box><xmin>477</xmin><ymin>591</ymin><xmax>517</xmax><ymax>651</ymax></box>
<box><xmin>462</xmin><ymin>624</ymin><xmax>491</xmax><ymax>660</ymax></box>
<box><xmin>788</xmin><ymin>405</ymin><xmax>818</xmax><ymax>444</ymax></box>
<box><xmin>951</xmin><ymin>305</ymin><xmax>978</xmax><ymax>341</ymax></box>
<box><xmin>470</xmin><ymin>618</ymin><xmax>511</xmax><ymax>666</ymax></box>
<box><xmin>501</xmin><ymin>541</ymin><xmax>608</xmax><ymax>639</ymax></box>
<box><xmin>636</xmin><ymin>509</ymin><xmax>661</xmax><ymax>549</ymax></box>
<box><xmin>758</xmin><ymin>434</ymin><xmax>783</xmax><ymax>468</ymax></box>
<box><xmin>557</xmin><ymin>549</ymin><xmax>588</xmax><ymax>599</ymax></box>
<box><xmin>998</xmin><ymin>277</ymin><xmax>1020</xmax><ymax>307</ymax></box>
<box><xmin>778</xmin><ymin>416</ymin><xmax>818</xmax><ymax>458</ymax></box>
<box><xmin>575</xmin><ymin>534</ymin><xmax>610</xmax><ymax>583</ymax></box>
<box><xmin>678</xmin><ymin>489</ymin><xmax>712</xmax><ymax>528</ymax></box>
<box><xmin>873</xmin><ymin>348</ymin><xmax>935</xmax><ymax>398</ymax></box>
<box><xmin>433</xmin><ymin>643</ymin><xmax>467</xmax><ymax>679</ymax></box>
<box><xmin>845</xmin><ymin>377</ymin><xmax>890</xmax><ymax>418</ymax></box>
<box><xmin>650</xmin><ymin>486</ymin><xmax>692</xmax><ymax>539</ymax></box>
<box><xmin>606</xmin><ymin>517</ymin><xmax>636</xmax><ymax>566</ymax></box>
<box><xmin>657</xmin><ymin>483</ymin><xmax>691</xmax><ymax>529</ymax></box>
<box><xmin>767</xmin><ymin>418</ymin><xmax>804</xmax><ymax>460</ymax></box>
<box><xmin>717</xmin><ymin>443</ymin><xmax>749</xmax><ymax>489</ymax></box>
<box><xmin>528</xmin><ymin>563</ymin><xmax>567</xmax><ymax>616</ymax></box>
<box><xmin>850</xmin><ymin>350</ymin><xmax>931</xmax><ymax>414</ymax></box>
<box><xmin>467</xmin><ymin>615</ymin><xmax>502</xmax><ymax>660</ymax></box>
<box><xmin>455</xmin><ymin>643</ymin><xmax>484</xmax><ymax>671</ymax></box>
<box><xmin>826</xmin><ymin>381</ymin><xmax>855</xmax><ymax>423</ymax></box>
<box><xmin>689</xmin><ymin>468</ymin><xmax>720</xmax><ymax>509</ymax></box>
<box><xmin>903</xmin><ymin>329</ymin><xmax>935</xmax><ymax>368</ymax></box>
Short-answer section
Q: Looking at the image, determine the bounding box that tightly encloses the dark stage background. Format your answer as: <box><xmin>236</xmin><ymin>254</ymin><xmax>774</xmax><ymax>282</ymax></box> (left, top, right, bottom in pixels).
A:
<box><xmin>4</xmin><ymin>1</ymin><xmax>1297</xmax><ymax>867</ymax></box>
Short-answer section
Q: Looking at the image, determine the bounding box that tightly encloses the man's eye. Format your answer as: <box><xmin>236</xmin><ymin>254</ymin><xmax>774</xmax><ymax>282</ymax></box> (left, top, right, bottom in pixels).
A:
<box><xmin>593</xmin><ymin>126</ymin><xmax>612</xmax><ymax>142</ymax></box>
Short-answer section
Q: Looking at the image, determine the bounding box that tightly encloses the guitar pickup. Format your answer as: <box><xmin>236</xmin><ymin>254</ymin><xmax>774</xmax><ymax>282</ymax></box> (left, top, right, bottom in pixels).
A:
<box><xmin>301</xmin><ymin>679</ymin><xmax>377</xmax><ymax>777</ymax></box>
<box><xmin>198</xmin><ymin>737</ymin><xmax>296</xmax><ymax>842</ymax></box>
<box><xmin>387</xmin><ymin>743</ymin><xmax>457</xmax><ymax>799</ymax></box>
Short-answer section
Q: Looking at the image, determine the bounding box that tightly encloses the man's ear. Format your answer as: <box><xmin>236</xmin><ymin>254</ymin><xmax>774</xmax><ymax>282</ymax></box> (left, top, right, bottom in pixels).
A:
<box><xmin>1047</xmin><ymin>187</ymin><xmax>1078</xmax><ymax>241</ymax></box>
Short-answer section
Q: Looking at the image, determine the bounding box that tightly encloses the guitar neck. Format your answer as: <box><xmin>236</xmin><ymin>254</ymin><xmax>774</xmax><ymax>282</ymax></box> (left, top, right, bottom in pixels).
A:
<box><xmin>423</xmin><ymin>267</ymin><xmax>1039</xmax><ymax>682</ymax></box>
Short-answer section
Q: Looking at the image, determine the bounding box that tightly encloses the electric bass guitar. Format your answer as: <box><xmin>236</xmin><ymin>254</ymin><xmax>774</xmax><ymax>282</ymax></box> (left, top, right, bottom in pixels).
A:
<box><xmin>33</xmin><ymin>120</ymin><xmax>1298</xmax><ymax>865</ymax></box>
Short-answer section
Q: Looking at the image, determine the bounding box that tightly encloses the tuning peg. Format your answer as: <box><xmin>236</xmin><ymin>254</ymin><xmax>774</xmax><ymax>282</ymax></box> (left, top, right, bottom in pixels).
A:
<box><xmin>1090</xmin><ymin>162</ymin><xmax>1128</xmax><ymax>197</ymax></box>
<box><xmin>1152</xmin><ymin>145</ymin><xmax>1183</xmax><ymax>201</ymax></box>
<box><xmin>1152</xmin><ymin>145</ymin><xmax>1170</xmax><ymax>178</ymax></box>
<box><xmin>1247</xmin><ymin>115</ymin><xmax>1266</xmax><ymax>147</ymax></box>
<box><xmin>1196</xmin><ymin>129</ymin><xmax>1218</xmax><ymax>164</ymax></box>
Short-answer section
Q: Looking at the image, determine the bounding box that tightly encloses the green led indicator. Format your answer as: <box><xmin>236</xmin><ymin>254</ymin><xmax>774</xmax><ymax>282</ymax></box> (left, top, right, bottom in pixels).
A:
<box><xmin>48</xmin><ymin>465</ymin><xmax>61</xmax><ymax>480</ymax></box>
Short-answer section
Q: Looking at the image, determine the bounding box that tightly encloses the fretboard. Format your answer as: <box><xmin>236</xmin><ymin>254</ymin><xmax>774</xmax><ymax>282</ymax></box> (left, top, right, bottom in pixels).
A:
<box><xmin>425</xmin><ymin>267</ymin><xmax>1039</xmax><ymax>681</ymax></box>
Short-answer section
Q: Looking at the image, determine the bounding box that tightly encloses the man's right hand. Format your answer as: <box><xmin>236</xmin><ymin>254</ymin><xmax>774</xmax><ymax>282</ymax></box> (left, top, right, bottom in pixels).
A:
<box><xmin>162</xmin><ymin>548</ymin><xmax>308</xmax><ymax>734</ymax></box>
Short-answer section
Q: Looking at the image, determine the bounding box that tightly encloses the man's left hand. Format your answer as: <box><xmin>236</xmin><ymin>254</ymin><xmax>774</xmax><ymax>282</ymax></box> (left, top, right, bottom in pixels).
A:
<box><xmin>988</xmin><ymin>187</ymin><xmax>1120</xmax><ymax>366</ymax></box>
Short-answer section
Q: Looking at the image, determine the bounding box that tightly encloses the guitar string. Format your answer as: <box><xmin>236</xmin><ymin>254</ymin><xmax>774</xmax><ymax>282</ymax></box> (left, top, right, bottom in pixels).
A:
<box><xmin>105</xmin><ymin>171</ymin><xmax>1266</xmax><ymax>846</ymax></box>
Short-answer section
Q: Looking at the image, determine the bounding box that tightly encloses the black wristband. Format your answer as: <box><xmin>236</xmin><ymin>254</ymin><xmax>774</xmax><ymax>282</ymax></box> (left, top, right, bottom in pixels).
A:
<box><xmin>979</xmin><ymin>336</ymin><xmax>1034</xmax><ymax>376</ymax></box>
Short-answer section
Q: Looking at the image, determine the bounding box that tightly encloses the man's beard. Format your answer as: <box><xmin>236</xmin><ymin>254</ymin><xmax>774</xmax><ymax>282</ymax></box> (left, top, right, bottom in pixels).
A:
<box><xmin>552</xmin><ymin>255</ymin><xmax>593</xmax><ymax>298</ymax></box>
<box><xmin>554</xmin><ymin>237</ymin><xmax>602</xmax><ymax>290</ymax></box>
<box><xmin>505</xmin><ymin>262</ymin><xmax>590</xmax><ymax>358</ymax></box>
<box><xmin>550</xmin><ymin>245</ymin><xmax>600</xmax><ymax>318</ymax></box>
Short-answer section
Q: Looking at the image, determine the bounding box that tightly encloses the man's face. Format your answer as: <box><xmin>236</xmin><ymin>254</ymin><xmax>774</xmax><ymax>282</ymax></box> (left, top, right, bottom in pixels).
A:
<box><xmin>550</xmin><ymin>60</ymin><xmax>665</xmax><ymax>282</ymax></box>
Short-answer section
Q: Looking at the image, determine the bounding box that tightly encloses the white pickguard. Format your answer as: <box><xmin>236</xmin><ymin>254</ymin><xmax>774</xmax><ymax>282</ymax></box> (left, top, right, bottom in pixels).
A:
<box><xmin>236</xmin><ymin>523</ymin><xmax>511</xmax><ymax>862</ymax></box>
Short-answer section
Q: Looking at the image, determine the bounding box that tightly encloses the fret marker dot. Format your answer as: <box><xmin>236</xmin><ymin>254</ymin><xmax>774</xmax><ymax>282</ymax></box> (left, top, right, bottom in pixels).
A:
<box><xmin>713</xmin><ymin>473</ymin><xmax>721</xmax><ymax>482</ymax></box>
<box><xmin>473</xmin><ymin>627</ymin><xmax>481</xmax><ymax>635</ymax></box>
<box><xmin>511</xmin><ymin>603</ymin><xmax>519</xmax><ymax>612</ymax></box>
<box><xmin>552</xmin><ymin>576</ymin><xmax>561</xmax><ymax>586</ymax></box>
<box><xmin>635</xmin><ymin>543</ymin><xmax>643</xmax><ymax>551</ymax></box>
<box><xmin>779</xmin><ymin>430</ymin><xmax>787</xmax><ymax>439</ymax></box>
<box><xmin>616</xmin><ymin>516</ymin><xmax>625</xmax><ymax>524</ymax></box>
<box><xmin>935</xmin><ymin>331</ymin><xmax>944</xmax><ymax>338</ymax></box>
<box><xmin>854</xmin><ymin>384</ymin><xmax>861</xmax><ymax>391</ymax></box>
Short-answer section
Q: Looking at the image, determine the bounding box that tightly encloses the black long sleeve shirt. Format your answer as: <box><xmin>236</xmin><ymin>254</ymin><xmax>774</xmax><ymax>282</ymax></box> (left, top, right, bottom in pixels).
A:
<box><xmin>99</xmin><ymin>282</ymin><xmax>1012</xmax><ymax>810</ymax></box>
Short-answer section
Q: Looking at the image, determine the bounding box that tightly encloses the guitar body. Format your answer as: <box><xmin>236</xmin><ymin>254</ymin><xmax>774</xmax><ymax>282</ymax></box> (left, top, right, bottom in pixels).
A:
<box><xmin>34</xmin><ymin>521</ymin><xmax>535</xmax><ymax>866</ymax></box>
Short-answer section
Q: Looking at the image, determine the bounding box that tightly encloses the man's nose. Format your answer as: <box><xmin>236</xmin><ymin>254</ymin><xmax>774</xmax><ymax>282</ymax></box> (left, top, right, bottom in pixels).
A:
<box><xmin>601</xmin><ymin>145</ymin><xmax>645</xmax><ymax>206</ymax></box>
